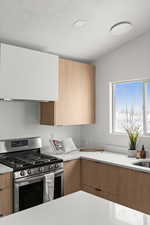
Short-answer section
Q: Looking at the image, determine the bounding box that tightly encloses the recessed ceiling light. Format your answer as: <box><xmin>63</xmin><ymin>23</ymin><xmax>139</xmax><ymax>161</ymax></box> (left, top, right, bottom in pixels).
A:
<box><xmin>110</xmin><ymin>21</ymin><xmax>133</xmax><ymax>35</ymax></box>
<box><xmin>73</xmin><ymin>20</ymin><xmax>87</xmax><ymax>28</ymax></box>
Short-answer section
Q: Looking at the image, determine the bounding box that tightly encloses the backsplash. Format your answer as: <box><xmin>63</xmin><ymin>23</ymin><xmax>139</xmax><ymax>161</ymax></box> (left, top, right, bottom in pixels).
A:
<box><xmin>0</xmin><ymin>101</ymin><xmax>81</xmax><ymax>150</ymax></box>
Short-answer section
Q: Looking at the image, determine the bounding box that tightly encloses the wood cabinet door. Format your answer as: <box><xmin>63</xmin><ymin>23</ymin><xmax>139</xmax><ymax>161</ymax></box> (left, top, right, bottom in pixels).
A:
<box><xmin>118</xmin><ymin>168</ymin><xmax>142</xmax><ymax>211</ymax></box>
<box><xmin>0</xmin><ymin>173</ymin><xmax>13</xmax><ymax>216</ymax></box>
<box><xmin>81</xmin><ymin>160</ymin><xmax>103</xmax><ymax>189</ymax></box>
<box><xmin>100</xmin><ymin>164</ymin><xmax>120</xmax><ymax>196</ymax></box>
<box><xmin>64</xmin><ymin>160</ymin><xmax>81</xmax><ymax>195</ymax></box>
<box><xmin>55</xmin><ymin>58</ymin><xmax>95</xmax><ymax>125</ymax></box>
<box><xmin>0</xmin><ymin>188</ymin><xmax>12</xmax><ymax>216</ymax></box>
<box><xmin>136</xmin><ymin>171</ymin><xmax>150</xmax><ymax>214</ymax></box>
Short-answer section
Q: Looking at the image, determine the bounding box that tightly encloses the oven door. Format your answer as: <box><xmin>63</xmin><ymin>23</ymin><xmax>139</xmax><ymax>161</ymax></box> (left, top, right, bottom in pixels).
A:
<box><xmin>14</xmin><ymin>175</ymin><xmax>45</xmax><ymax>212</ymax></box>
<box><xmin>14</xmin><ymin>169</ymin><xmax>64</xmax><ymax>212</ymax></box>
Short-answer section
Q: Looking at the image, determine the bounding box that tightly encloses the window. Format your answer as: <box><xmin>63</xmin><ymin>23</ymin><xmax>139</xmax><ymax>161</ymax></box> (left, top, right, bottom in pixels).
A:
<box><xmin>112</xmin><ymin>80</ymin><xmax>150</xmax><ymax>135</ymax></box>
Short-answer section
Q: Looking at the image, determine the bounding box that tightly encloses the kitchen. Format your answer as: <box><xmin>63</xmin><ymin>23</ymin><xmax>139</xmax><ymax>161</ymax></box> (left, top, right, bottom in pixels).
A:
<box><xmin>0</xmin><ymin>0</ymin><xmax>150</xmax><ymax>225</ymax></box>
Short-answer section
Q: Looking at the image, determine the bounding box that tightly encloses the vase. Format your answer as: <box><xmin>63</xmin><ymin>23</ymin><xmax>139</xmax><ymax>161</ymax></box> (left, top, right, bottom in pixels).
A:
<box><xmin>128</xmin><ymin>149</ymin><xmax>137</xmax><ymax>158</ymax></box>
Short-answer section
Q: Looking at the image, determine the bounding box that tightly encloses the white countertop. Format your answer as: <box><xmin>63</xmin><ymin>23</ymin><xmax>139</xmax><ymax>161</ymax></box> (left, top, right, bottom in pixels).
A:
<box><xmin>52</xmin><ymin>150</ymin><xmax>150</xmax><ymax>173</ymax></box>
<box><xmin>1</xmin><ymin>191</ymin><xmax>150</xmax><ymax>225</ymax></box>
<box><xmin>0</xmin><ymin>150</ymin><xmax>150</xmax><ymax>174</ymax></box>
<box><xmin>0</xmin><ymin>164</ymin><xmax>13</xmax><ymax>174</ymax></box>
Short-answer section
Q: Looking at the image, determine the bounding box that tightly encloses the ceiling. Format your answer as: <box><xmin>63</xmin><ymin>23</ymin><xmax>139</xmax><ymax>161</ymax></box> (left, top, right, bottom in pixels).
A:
<box><xmin>0</xmin><ymin>0</ymin><xmax>150</xmax><ymax>62</ymax></box>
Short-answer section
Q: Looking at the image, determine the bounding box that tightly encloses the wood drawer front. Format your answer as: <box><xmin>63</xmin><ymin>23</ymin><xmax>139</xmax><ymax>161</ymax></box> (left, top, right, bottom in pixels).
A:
<box><xmin>0</xmin><ymin>188</ymin><xmax>12</xmax><ymax>216</ymax></box>
<box><xmin>82</xmin><ymin>185</ymin><xmax>117</xmax><ymax>203</ymax></box>
<box><xmin>0</xmin><ymin>173</ymin><xmax>12</xmax><ymax>189</ymax></box>
<box><xmin>64</xmin><ymin>160</ymin><xmax>81</xmax><ymax>195</ymax></box>
<box><xmin>81</xmin><ymin>160</ymin><xmax>120</xmax><ymax>196</ymax></box>
<box><xmin>81</xmin><ymin>160</ymin><xmax>102</xmax><ymax>188</ymax></box>
<box><xmin>82</xmin><ymin>185</ymin><xmax>101</xmax><ymax>197</ymax></box>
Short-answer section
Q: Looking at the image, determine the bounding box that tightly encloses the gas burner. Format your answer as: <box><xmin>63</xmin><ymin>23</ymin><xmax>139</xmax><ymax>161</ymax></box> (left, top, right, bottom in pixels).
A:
<box><xmin>0</xmin><ymin>150</ymin><xmax>62</xmax><ymax>171</ymax></box>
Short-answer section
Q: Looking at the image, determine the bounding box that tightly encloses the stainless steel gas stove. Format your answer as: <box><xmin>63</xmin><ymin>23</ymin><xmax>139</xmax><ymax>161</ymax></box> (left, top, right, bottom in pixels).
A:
<box><xmin>0</xmin><ymin>137</ymin><xmax>64</xmax><ymax>212</ymax></box>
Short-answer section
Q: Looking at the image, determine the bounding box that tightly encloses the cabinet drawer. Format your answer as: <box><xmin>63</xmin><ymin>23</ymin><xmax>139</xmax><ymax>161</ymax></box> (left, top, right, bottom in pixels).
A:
<box><xmin>82</xmin><ymin>184</ymin><xmax>102</xmax><ymax>197</ymax></box>
<box><xmin>82</xmin><ymin>185</ymin><xmax>117</xmax><ymax>203</ymax></box>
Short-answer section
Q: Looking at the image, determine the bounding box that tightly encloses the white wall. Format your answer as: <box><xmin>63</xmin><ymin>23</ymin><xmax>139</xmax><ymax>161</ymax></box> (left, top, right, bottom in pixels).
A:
<box><xmin>1</xmin><ymin>31</ymin><xmax>150</xmax><ymax>154</ymax></box>
<box><xmin>0</xmin><ymin>101</ymin><xmax>81</xmax><ymax>149</ymax></box>
<box><xmin>80</xmin><ymin>31</ymin><xmax>150</xmax><ymax>153</ymax></box>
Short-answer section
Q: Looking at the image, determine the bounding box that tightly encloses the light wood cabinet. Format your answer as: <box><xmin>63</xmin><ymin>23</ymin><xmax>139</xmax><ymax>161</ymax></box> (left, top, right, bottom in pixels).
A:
<box><xmin>81</xmin><ymin>159</ymin><xmax>150</xmax><ymax>214</ymax></box>
<box><xmin>64</xmin><ymin>160</ymin><xmax>81</xmax><ymax>195</ymax></box>
<box><xmin>0</xmin><ymin>173</ymin><xmax>13</xmax><ymax>216</ymax></box>
<box><xmin>81</xmin><ymin>160</ymin><xmax>102</xmax><ymax>188</ymax></box>
<box><xmin>82</xmin><ymin>185</ymin><xmax>117</xmax><ymax>203</ymax></box>
<box><xmin>40</xmin><ymin>58</ymin><xmax>95</xmax><ymax>125</ymax></box>
<box><xmin>81</xmin><ymin>160</ymin><xmax>120</xmax><ymax>196</ymax></box>
<box><xmin>137</xmin><ymin>171</ymin><xmax>150</xmax><ymax>214</ymax></box>
<box><xmin>118</xmin><ymin>168</ymin><xmax>150</xmax><ymax>214</ymax></box>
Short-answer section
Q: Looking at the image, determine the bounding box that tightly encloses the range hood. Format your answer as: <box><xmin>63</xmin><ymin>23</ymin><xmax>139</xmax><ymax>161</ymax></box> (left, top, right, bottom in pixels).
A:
<box><xmin>0</xmin><ymin>44</ymin><xmax>59</xmax><ymax>102</ymax></box>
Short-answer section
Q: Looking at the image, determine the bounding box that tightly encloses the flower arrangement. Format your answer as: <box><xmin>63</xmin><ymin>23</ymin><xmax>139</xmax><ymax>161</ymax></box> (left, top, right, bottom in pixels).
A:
<box><xmin>125</xmin><ymin>126</ymin><xmax>141</xmax><ymax>150</ymax></box>
<box><xmin>123</xmin><ymin>106</ymin><xmax>141</xmax><ymax>152</ymax></box>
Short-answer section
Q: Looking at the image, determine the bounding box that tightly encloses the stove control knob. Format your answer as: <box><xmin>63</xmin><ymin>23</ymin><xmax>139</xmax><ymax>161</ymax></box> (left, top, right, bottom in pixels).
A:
<box><xmin>49</xmin><ymin>165</ymin><xmax>53</xmax><ymax>170</ymax></box>
<box><xmin>39</xmin><ymin>167</ymin><xmax>42</xmax><ymax>172</ymax></box>
<box><xmin>55</xmin><ymin>164</ymin><xmax>58</xmax><ymax>169</ymax></box>
<box><xmin>20</xmin><ymin>170</ymin><xmax>25</xmax><ymax>177</ymax></box>
<box><xmin>27</xmin><ymin>169</ymin><xmax>31</xmax><ymax>175</ymax></box>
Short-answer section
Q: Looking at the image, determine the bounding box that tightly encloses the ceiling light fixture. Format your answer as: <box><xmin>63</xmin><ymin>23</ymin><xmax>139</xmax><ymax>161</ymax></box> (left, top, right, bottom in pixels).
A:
<box><xmin>73</xmin><ymin>20</ymin><xmax>87</xmax><ymax>28</ymax></box>
<box><xmin>110</xmin><ymin>21</ymin><xmax>133</xmax><ymax>35</ymax></box>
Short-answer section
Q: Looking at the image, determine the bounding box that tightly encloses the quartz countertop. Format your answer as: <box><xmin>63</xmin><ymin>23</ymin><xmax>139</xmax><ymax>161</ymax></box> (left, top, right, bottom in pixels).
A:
<box><xmin>0</xmin><ymin>191</ymin><xmax>150</xmax><ymax>225</ymax></box>
<box><xmin>52</xmin><ymin>150</ymin><xmax>150</xmax><ymax>173</ymax></box>
<box><xmin>0</xmin><ymin>164</ymin><xmax>13</xmax><ymax>174</ymax></box>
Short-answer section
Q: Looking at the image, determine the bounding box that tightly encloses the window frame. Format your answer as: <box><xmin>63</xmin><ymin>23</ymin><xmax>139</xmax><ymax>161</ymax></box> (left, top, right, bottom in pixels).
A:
<box><xmin>111</xmin><ymin>79</ymin><xmax>150</xmax><ymax>136</ymax></box>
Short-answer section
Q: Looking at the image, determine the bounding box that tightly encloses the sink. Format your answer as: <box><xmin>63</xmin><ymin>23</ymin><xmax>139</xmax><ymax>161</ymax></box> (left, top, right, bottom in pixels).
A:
<box><xmin>133</xmin><ymin>161</ymin><xmax>150</xmax><ymax>168</ymax></box>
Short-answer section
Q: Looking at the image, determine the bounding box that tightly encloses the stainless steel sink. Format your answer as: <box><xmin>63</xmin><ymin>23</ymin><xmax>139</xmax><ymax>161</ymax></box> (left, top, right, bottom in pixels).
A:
<box><xmin>133</xmin><ymin>161</ymin><xmax>150</xmax><ymax>168</ymax></box>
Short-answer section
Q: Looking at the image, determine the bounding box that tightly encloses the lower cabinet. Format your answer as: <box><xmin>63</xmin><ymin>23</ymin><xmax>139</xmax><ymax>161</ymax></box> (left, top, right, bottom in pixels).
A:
<box><xmin>81</xmin><ymin>159</ymin><xmax>150</xmax><ymax>214</ymax></box>
<box><xmin>64</xmin><ymin>159</ymin><xmax>150</xmax><ymax>214</ymax></box>
<box><xmin>118</xmin><ymin>168</ymin><xmax>150</xmax><ymax>214</ymax></box>
<box><xmin>0</xmin><ymin>173</ymin><xmax>13</xmax><ymax>216</ymax></box>
<box><xmin>81</xmin><ymin>160</ymin><xmax>120</xmax><ymax>197</ymax></box>
<box><xmin>64</xmin><ymin>160</ymin><xmax>81</xmax><ymax>195</ymax></box>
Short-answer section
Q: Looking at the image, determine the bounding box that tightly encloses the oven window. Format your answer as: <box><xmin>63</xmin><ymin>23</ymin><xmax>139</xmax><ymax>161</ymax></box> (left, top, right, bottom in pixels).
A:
<box><xmin>19</xmin><ymin>181</ymin><xmax>43</xmax><ymax>211</ymax></box>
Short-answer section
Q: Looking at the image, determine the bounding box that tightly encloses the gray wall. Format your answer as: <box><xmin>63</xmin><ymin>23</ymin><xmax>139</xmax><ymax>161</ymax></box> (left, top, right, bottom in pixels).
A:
<box><xmin>81</xmin><ymin>31</ymin><xmax>150</xmax><ymax>153</ymax></box>
<box><xmin>0</xmin><ymin>101</ymin><xmax>81</xmax><ymax>149</ymax></box>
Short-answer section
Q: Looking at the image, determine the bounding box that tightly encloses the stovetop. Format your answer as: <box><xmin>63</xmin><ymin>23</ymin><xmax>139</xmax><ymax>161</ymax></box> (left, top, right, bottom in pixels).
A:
<box><xmin>0</xmin><ymin>149</ymin><xmax>62</xmax><ymax>171</ymax></box>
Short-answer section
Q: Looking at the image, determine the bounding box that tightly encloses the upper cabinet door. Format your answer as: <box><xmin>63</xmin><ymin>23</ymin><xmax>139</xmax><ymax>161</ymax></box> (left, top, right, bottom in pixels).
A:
<box><xmin>0</xmin><ymin>44</ymin><xmax>58</xmax><ymax>101</ymax></box>
<box><xmin>55</xmin><ymin>59</ymin><xmax>95</xmax><ymax>125</ymax></box>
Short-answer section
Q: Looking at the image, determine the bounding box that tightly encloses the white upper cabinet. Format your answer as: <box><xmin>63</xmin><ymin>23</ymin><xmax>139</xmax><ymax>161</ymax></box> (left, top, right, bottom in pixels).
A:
<box><xmin>0</xmin><ymin>44</ymin><xmax>58</xmax><ymax>101</ymax></box>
